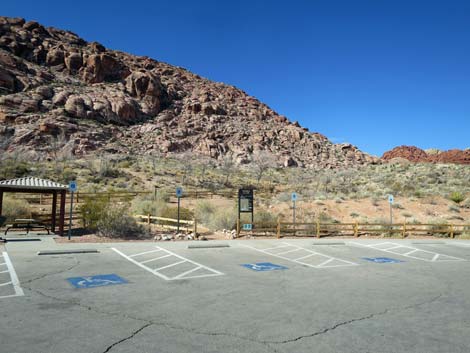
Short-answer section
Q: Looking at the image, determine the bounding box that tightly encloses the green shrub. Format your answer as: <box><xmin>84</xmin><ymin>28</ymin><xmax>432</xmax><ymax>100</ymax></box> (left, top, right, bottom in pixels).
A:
<box><xmin>97</xmin><ymin>204</ymin><xmax>144</xmax><ymax>239</ymax></box>
<box><xmin>448</xmin><ymin>205</ymin><xmax>460</xmax><ymax>213</ymax></box>
<box><xmin>132</xmin><ymin>197</ymin><xmax>167</xmax><ymax>217</ymax></box>
<box><xmin>255</xmin><ymin>209</ymin><xmax>277</xmax><ymax>224</ymax></box>
<box><xmin>450</xmin><ymin>192</ymin><xmax>465</xmax><ymax>204</ymax></box>
<box><xmin>350</xmin><ymin>212</ymin><xmax>360</xmax><ymax>218</ymax></box>
<box><xmin>427</xmin><ymin>218</ymin><xmax>450</xmax><ymax>237</ymax></box>
<box><xmin>2</xmin><ymin>197</ymin><xmax>30</xmax><ymax>222</ymax></box>
<box><xmin>78</xmin><ymin>196</ymin><xmax>109</xmax><ymax>230</ymax></box>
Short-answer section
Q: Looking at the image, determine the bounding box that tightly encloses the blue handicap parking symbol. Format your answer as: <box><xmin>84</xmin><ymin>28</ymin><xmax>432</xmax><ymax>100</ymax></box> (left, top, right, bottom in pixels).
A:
<box><xmin>67</xmin><ymin>274</ymin><xmax>128</xmax><ymax>289</ymax></box>
<box><xmin>362</xmin><ymin>257</ymin><xmax>403</xmax><ymax>264</ymax></box>
<box><xmin>241</xmin><ymin>262</ymin><xmax>288</xmax><ymax>272</ymax></box>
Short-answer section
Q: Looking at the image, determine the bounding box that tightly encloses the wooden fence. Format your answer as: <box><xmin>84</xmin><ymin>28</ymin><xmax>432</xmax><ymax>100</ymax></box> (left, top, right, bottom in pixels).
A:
<box><xmin>134</xmin><ymin>214</ymin><xmax>197</xmax><ymax>234</ymax></box>
<box><xmin>237</xmin><ymin>220</ymin><xmax>470</xmax><ymax>239</ymax></box>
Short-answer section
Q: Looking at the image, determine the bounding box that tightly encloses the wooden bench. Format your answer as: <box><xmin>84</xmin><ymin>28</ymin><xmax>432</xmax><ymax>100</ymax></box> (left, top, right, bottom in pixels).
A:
<box><xmin>4</xmin><ymin>219</ymin><xmax>50</xmax><ymax>235</ymax></box>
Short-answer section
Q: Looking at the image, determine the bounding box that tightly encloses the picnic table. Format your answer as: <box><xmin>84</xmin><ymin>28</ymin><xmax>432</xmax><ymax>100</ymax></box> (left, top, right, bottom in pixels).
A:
<box><xmin>4</xmin><ymin>218</ymin><xmax>50</xmax><ymax>235</ymax></box>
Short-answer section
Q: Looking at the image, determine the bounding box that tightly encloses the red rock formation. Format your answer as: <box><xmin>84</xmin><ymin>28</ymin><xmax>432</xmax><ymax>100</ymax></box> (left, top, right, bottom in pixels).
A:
<box><xmin>382</xmin><ymin>146</ymin><xmax>470</xmax><ymax>165</ymax></box>
<box><xmin>0</xmin><ymin>16</ymin><xmax>378</xmax><ymax>168</ymax></box>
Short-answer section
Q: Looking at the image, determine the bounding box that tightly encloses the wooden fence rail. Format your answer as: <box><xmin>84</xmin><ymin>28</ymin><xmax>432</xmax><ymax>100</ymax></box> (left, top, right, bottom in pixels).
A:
<box><xmin>237</xmin><ymin>220</ymin><xmax>470</xmax><ymax>239</ymax></box>
<box><xmin>134</xmin><ymin>214</ymin><xmax>197</xmax><ymax>234</ymax></box>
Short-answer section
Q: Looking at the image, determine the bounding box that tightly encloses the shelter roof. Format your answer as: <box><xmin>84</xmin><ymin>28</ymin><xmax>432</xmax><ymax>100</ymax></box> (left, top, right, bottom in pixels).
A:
<box><xmin>0</xmin><ymin>177</ymin><xmax>68</xmax><ymax>191</ymax></box>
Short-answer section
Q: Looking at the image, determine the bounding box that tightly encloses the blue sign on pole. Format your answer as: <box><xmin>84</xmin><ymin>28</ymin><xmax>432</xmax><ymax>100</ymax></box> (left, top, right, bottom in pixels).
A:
<box><xmin>362</xmin><ymin>257</ymin><xmax>403</xmax><ymax>264</ymax></box>
<box><xmin>176</xmin><ymin>187</ymin><xmax>183</xmax><ymax>198</ymax></box>
<box><xmin>69</xmin><ymin>181</ymin><xmax>77</xmax><ymax>193</ymax></box>
<box><xmin>241</xmin><ymin>262</ymin><xmax>288</xmax><ymax>272</ymax></box>
<box><xmin>291</xmin><ymin>192</ymin><xmax>298</xmax><ymax>202</ymax></box>
<box><xmin>388</xmin><ymin>195</ymin><xmax>394</xmax><ymax>204</ymax></box>
<box><xmin>67</xmin><ymin>274</ymin><xmax>128</xmax><ymax>289</ymax></box>
<box><xmin>243</xmin><ymin>223</ymin><xmax>253</xmax><ymax>230</ymax></box>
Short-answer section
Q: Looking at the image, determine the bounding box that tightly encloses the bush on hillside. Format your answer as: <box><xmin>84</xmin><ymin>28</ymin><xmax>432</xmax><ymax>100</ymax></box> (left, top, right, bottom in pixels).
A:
<box><xmin>97</xmin><ymin>204</ymin><xmax>144</xmax><ymax>238</ymax></box>
<box><xmin>2</xmin><ymin>196</ymin><xmax>30</xmax><ymax>222</ymax></box>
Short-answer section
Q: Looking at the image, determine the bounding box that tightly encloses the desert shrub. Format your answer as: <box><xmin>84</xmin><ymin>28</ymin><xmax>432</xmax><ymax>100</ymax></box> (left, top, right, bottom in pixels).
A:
<box><xmin>401</xmin><ymin>212</ymin><xmax>413</xmax><ymax>219</ymax></box>
<box><xmin>317</xmin><ymin>212</ymin><xmax>337</xmax><ymax>223</ymax></box>
<box><xmin>1</xmin><ymin>197</ymin><xmax>30</xmax><ymax>222</ymax></box>
<box><xmin>195</xmin><ymin>201</ymin><xmax>216</xmax><ymax>224</ymax></box>
<box><xmin>0</xmin><ymin>159</ymin><xmax>30</xmax><ymax>179</ymax></box>
<box><xmin>97</xmin><ymin>204</ymin><xmax>144</xmax><ymax>238</ymax></box>
<box><xmin>449</xmin><ymin>192</ymin><xmax>465</xmax><ymax>204</ymax></box>
<box><xmin>255</xmin><ymin>209</ymin><xmax>277</xmax><ymax>224</ymax></box>
<box><xmin>448</xmin><ymin>205</ymin><xmax>460</xmax><ymax>213</ymax></box>
<box><xmin>275</xmin><ymin>192</ymin><xmax>292</xmax><ymax>203</ymax></box>
<box><xmin>209</xmin><ymin>207</ymin><xmax>237</xmax><ymax>231</ymax></box>
<box><xmin>79</xmin><ymin>196</ymin><xmax>109</xmax><ymax>230</ymax></box>
<box><xmin>462</xmin><ymin>199</ymin><xmax>470</xmax><ymax>209</ymax></box>
<box><xmin>160</xmin><ymin>206</ymin><xmax>194</xmax><ymax>221</ymax></box>
<box><xmin>132</xmin><ymin>196</ymin><xmax>167</xmax><ymax>217</ymax></box>
<box><xmin>350</xmin><ymin>212</ymin><xmax>360</xmax><ymax>218</ymax></box>
<box><xmin>427</xmin><ymin>218</ymin><xmax>450</xmax><ymax>237</ymax></box>
<box><xmin>392</xmin><ymin>203</ymin><xmax>404</xmax><ymax>209</ymax></box>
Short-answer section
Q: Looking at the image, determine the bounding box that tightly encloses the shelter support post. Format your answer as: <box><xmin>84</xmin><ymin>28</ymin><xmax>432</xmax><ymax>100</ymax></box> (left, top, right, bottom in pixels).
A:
<box><xmin>59</xmin><ymin>190</ymin><xmax>66</xmax><ymax>236</ymax></box>
<box><xmin>51</xmin><ymin>191</ymin><xmax>57</xmax><ymax>233</ymax></box>
<box><xmin>0</xmin><ymin>191</ymin><xmax>3</xmax><ymax>216</ymax></box>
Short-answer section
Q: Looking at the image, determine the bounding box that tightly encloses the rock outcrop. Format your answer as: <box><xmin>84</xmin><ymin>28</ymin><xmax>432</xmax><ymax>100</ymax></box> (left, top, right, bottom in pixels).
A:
<box><xmin>0</xmin><ymin>16</ymin><xmax>378</xmax><ymax>168</ymax></box>
<box><xmin>382</xmin><ymin>146</ymin><xmax>470</xmax><ymax>165</ymax></box>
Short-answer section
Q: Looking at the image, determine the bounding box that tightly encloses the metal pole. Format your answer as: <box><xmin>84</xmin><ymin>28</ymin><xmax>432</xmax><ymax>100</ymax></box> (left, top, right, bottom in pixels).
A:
<box><xmin>389</xmin><ymin>202</ymin><xmax>393</xmax><ymax>235</ymax></box>
<box><xmin>68</xmin><ymin>192</ymin><xmax>74</xmax><ymax>240</ymax></box>
<box><xmin>177</xmin><ymin>196</ymin><xmax>180</xmax><ymax>233</ymax></box>
<box><xmin>293</xmin><ymin>200</ymin><xmax>296</xmax><ymax>233</ymax></box>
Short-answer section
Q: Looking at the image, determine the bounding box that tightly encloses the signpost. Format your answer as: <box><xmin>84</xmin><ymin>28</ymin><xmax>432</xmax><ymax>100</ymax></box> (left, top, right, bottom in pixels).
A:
<box><xmin>388</xmin><ymin>194</ymin><xmax>394</xmax><ymax>233</ymax></box>
<box><xmin>176</xmin><ymin>187</ymin><xmax>183</xmax><ymax>233</ymax></box>
<box><xmin>68</xmin><ymin>181</ymin><xmax>77</xmax><ymax>240</ymax></box>
<box><xmin>291</xmin><ymin>192</ymin><xmax>297</xmax><ymax>232</ymax></box>
<box><xmin>238</xmin><ymin>188</ymin><xmax>254</xmax><ymax>235</ymax></box>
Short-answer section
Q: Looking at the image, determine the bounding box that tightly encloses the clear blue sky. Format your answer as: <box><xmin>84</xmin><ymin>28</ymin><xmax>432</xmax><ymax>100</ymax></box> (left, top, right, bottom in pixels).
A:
<box><xmin>3</xmin><ymin>0</ymin><xmax>470</xmax><ymax>156</ymax></box>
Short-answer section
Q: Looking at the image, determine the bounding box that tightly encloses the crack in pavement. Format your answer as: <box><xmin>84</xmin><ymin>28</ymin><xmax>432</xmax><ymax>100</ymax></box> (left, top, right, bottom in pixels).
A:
<box><xmin>264</xmin><ymin>293</ymin><xmax>443</xmax><ymax>345</ymax></box>
<box><xmin>21</xmin><ymin>257</ymin><xmax>80</xmax><ymax>285</ymax></box>
<box><xmin>103</xmin><ymin>323</ymin><xmax>154</xmax><ymax>353</ymax></box>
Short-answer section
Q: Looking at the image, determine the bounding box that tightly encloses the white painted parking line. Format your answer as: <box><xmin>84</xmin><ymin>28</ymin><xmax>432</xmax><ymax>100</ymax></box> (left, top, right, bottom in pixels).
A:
<box><xmin>129</xmin><ymin>249</ymin><xmax>162</xmax><ymax>258</ymax></box>
<box><xmin>112</xmin><ymin>246</ymin><xmax>224</xmax><ymax>281</ymax></box>
<box><xmin>0</xmin><ymin>252</ymin><xmax>24</xmax><ymax>299</ymax></box>
<box><xmin>350</xmin><ymin>242</ymin><xmax>466</xmax><ymax>262</ymax></box>
<box><xmin>140</xmin><ymin>254</ymin><xmax>172</xmax><ymax>264</ymax></box>
<box><xmin>243</xmin><ymin>242</ymin><xmax>358</xmax><ymax>269</ymax></box>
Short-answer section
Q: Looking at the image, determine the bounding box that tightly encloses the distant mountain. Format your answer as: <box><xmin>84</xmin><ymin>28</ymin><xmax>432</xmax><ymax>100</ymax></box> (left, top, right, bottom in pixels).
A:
<box><xmin>382</xmin><ymin>146</ymin><xmax>470</xmax><ymax>165</ymax></box>
<box><xmin>0</xmin><ymin>16</ymin><xmax>378</xmax><ymax>168</ymax></box>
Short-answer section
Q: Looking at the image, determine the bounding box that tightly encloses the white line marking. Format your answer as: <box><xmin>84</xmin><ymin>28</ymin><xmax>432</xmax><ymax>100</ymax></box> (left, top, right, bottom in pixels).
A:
<box><xmin>129</xmin><ymin>249</ymin><xmax>162</xmax><ymax>258</ymax></box>
<box><xmin>1</xmin><ymin>252</ymin><xmax>24</xmax><ymax>298</ymax></box>
<box><xmin>140</xmin><ymin>254</ymin><xmax>172</xmax><ymax>264</ymax></box>
<box><xmin>154</xmin><ymin>260</ymin><xmax>186</xmax><ymax>271</ymax></box>
<box><xmin>0</xmin><ymin>262</ymin><xmax>6</xmax><ymax>266</ymax></box>
<box><xmin>173</xmin><ymin>266</ymin><xmax>202</xmax><ymax>279</ymax></box>
<box><xmin>112</xmin><ymin>246</ymin><xmax>223</xmax><ymax>281</ymax></box>
<box><xmin>276</xmin><ymin>249</ymin><xmax>302</xmax><ymax>255</ymax></box>
<box><xmin>261</xmin><ymin>245</ymin><xmax>292</xmax><ymax>251</ymax></box>
<box><xmin>242</xmin><ymin>243</ymin><xmax>358</xmax><ymax>269</ymax></box>
<box><xmin>294</xmin><ymin>254</ymin><xmax>315</xmax><ymax>261</ymax></box>
<box><xmin>0</xmin><ymin>270</ymin><xmax>8</xmax><ymax>274</ymax></box>
<box><xmin>350</xmin><ymin>242</ymin><xmax>465</xmax><ymax>262</ymax></box>
<box><xmin>112</xmin><ymin>248</ymin><xmax>171</xmax><ymax>280</ymax></box>
<box><xmin>0</xmin><ymin>281</ymin><xmax>12</xmax><ymax>287</ymax></box>
<box><xmin>317</xmin><ymin>258</ymin><xmax>335</xmax><ymax>267</ymax></box>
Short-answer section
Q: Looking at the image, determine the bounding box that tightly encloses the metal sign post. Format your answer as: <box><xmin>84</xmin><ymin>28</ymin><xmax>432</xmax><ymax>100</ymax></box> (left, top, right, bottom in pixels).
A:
<box><xmin>291</xmin><ymin>193</ymin><xmax>297</xmax><ymax>231</ymax></box>
<box><xmin>176</xmin><ymin>187</ymin><xmax>183</xmax><ymax>233</ymax></box>
<box><xmin>388</xmin><ymin>194</ymin><xmax>394</xmax><ymax>233</ymax></box>
<box><xmin>68</xmin><ymin>181</ymin><xmax>77</xmax><ymax>240</ymax></box>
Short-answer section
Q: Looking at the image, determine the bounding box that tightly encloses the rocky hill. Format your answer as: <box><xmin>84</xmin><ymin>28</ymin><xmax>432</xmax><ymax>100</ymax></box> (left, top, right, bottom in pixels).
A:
<box><xmin>382</xmin><ymin>146</ymin><xmax>470</xmax><ymax>165</ymax></box>
<box><xmin>0</xmin><ymin>16</ymin><xmax>378</xmax><ymax>168</ymax></box>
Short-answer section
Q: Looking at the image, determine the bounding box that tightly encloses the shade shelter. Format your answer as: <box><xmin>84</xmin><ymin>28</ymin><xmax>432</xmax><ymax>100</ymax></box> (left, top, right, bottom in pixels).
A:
<box><xmin>0</xmin><ymin>177</ymin><xmax>68</xmax><ymax>236</ymax></box>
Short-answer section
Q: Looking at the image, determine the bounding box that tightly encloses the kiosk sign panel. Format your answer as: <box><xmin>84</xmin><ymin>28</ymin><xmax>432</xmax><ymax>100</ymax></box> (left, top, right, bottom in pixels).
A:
<box><xmin>238</xmin><ymin>189</ymin><xmax>253</xmax><ymax>213</ymax></box>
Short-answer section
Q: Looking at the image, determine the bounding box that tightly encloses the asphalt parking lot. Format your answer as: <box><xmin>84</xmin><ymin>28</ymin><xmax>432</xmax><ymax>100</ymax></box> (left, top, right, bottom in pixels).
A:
<box><xmin>1</xmin><ymin>236</ymin><xmax>470</xmax><ymax>353</ymax></box>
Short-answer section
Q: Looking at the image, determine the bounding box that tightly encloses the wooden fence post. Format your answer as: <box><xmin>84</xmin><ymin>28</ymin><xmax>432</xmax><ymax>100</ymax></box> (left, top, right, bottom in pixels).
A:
<box><xmin>402</xmin><ymin>222</ymin><xmax>406</xmax><ymax>238</ymax></box>
<box><xmin>236</xmin><ymin>218</ymin><xmax>240</xmax><ymax>238</ymax></box>
<box><xmin>277</xmin><ymin>218</ymin><xmax>281</xmax><ymax>239</ymax></box>
<box><xmin>193</xmin><ymin>218</ymin><xmax>197</xmax><ymax>235</ymax></box>
<box><xmin>450</xmin><ymin>224</ymin><xmax>454</xmax><ymax>239</ymax></box>
<box><xmin>316</xmin><ymin>220</ymin><xmax>320</xmax><ymax>238</ymax></box>
<box><xmin>354</xmin><ymin>222</ymin><xmax>358</xmax><ymax>237</ymax></box>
